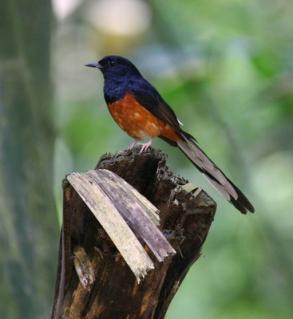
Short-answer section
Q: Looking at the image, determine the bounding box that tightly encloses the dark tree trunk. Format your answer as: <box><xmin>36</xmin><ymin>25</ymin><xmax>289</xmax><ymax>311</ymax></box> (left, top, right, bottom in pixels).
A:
<box><xmin>51</xmin><ymin>147</ymin><xmax>216</xmax><ymax>319</ymax></box>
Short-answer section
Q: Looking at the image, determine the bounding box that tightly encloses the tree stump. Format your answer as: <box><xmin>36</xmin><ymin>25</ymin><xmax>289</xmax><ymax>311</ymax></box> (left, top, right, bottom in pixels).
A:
<box><xmin>51</xmin><ymin>147</ymin><xmax>216</xmax><ymax>319</ymax></box>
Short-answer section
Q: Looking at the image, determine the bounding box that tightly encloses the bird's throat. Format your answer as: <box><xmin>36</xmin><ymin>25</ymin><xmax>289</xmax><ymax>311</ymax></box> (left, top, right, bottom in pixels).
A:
<box><xmin>104</xmin><ymin>77</ymin><xmax>128</xmax><ymax>104</ymax></box>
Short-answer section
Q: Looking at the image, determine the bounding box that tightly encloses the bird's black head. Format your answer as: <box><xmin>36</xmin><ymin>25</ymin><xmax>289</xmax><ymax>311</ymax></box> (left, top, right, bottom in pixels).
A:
<box><xmin>85</xmin><ymin>55</ymin><xmax>141</xmax><ymax>79</ymax></box>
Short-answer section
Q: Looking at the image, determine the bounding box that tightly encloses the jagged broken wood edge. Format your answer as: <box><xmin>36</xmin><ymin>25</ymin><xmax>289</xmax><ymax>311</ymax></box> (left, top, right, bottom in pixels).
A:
<box><xmin>51</xmin><ymin>147</ymin><xmax>217</xmax><ymax>319</ymax></box>
<box><xmin>90</xmin><ymin>169</ymin><xmax>175</xmax><ymax>261</ymax></box>
<box><xmin>67</xmin><ymin>170</ymin><xmax>175</xmax><ymax>282</ymax></box>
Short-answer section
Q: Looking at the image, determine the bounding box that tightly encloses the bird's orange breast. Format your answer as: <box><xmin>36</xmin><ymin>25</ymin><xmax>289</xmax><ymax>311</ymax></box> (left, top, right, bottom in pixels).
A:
<box><xmin>108</xmin><ymin>93</ymin><xmax>180</xmax><ymax>141</ymax></box>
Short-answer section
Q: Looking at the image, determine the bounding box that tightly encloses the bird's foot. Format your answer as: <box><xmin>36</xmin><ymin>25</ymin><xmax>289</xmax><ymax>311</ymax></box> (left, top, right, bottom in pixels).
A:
<box><xmin>139</xmin><ymin>140</ymin><xmax>152</xmax><ymax>154</ymax></box>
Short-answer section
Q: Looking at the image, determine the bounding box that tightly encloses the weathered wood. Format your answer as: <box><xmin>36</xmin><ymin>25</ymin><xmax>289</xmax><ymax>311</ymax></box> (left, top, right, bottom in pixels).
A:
<box><xmin>90</xmin><ymin>170</ymin><xmax>175</xmax><ymax>262</ymax></box>
<box><xmin>51</xmin><ymin>147</ymin><xmax>216</xmax><ymax>319</ymax></box>
<box><xmin>67</xmin><ymin>171</ymin><xmax>154</xmax><ymax>281</ymax></box>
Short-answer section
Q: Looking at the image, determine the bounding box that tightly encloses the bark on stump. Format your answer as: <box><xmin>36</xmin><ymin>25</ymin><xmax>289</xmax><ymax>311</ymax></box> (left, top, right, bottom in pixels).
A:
<box><xmin>51</xmin><ymin>147</ymin><xmax>216</xmax><ymax>319</ymax></box>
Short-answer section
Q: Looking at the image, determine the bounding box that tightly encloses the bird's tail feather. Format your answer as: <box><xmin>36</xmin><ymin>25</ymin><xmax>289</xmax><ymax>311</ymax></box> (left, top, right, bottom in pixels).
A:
<box><xmin>177</xmin><ymin>134</ymin><xmax>254</xmax><ymax>214</ymax></box>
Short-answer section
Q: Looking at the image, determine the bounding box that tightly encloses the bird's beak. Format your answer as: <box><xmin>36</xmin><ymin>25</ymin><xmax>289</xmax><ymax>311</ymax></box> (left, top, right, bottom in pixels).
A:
<box><xmin>85</xmin><ymin>62</ymin><xmax>102</xmax><ymax>69</ymax></box>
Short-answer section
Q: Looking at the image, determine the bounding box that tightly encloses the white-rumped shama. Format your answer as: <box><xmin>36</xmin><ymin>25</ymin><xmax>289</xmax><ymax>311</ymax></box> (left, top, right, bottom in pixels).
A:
<box><xmin>86</xmin><ymin>55</ymin><xmax>254</xmax><ymax>214</ymax></box>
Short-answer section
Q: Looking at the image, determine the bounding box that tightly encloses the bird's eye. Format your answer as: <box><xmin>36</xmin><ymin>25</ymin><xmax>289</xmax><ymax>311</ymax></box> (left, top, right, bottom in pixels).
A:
<box><xmin>108</xmin><ymin>60</ymin><xmax>115</xmax><ymax>66</ymax></box>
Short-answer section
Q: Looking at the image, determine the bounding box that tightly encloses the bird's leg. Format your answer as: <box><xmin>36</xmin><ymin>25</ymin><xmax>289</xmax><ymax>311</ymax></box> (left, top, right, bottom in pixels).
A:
<box><xmin>139</xmin><ymin>140</ymin><xmax>152</xmax><ymax>154</ymax></box>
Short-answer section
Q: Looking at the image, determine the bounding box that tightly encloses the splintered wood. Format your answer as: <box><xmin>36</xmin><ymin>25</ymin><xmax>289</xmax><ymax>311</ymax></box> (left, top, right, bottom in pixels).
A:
<box><xmin>51</xmin><ymin>147</ymin><xmax>216</xmax><ymax>319</ymax></box>
<box><xmin>67</xmin><ymin>169</ymin><xmax>175</xmax><ymax>281</ymax></box>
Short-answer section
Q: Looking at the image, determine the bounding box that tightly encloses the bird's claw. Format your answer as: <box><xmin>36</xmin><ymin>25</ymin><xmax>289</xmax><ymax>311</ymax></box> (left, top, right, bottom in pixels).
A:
<box><xmin>139</xmin><ymin>140</ymin><xmax>152</xmax><ymax>154</ymax></box>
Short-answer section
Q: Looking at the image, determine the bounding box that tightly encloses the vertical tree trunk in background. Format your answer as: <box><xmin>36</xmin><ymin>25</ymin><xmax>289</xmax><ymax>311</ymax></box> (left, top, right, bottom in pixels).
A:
<box><xmin>0</xmin><ymin>1</ymin><xmax>58</xmax><ymax>318</ymax></box>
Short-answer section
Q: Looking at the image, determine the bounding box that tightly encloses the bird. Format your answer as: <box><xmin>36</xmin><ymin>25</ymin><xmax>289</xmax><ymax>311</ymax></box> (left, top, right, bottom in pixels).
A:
<box><xmin>85</xmin><ymin>55</ymin><xmax>254</xmax><ymax>214</ymax></box>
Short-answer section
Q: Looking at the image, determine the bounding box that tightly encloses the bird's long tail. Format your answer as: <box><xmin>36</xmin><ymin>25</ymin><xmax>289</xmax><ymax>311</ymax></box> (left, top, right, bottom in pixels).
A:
<box><xmin>176</xmin><ymin>133</ymin><xmax>254</xmax><ymax>214</ymax></box>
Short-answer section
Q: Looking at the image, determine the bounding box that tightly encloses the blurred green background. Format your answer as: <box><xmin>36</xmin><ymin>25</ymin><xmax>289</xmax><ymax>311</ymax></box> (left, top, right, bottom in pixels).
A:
<box><xmin>1</xmin><ymin>0</ymin><xmax>293</xmax><ymax>318</ymax></box>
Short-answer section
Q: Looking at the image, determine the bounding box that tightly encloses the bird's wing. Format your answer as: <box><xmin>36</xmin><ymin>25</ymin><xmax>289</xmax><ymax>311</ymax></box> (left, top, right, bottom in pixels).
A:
<box><xmin>128</xmin><ymin>77</ymin><xmax>182</xmax><ymax>134</ymax></box>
